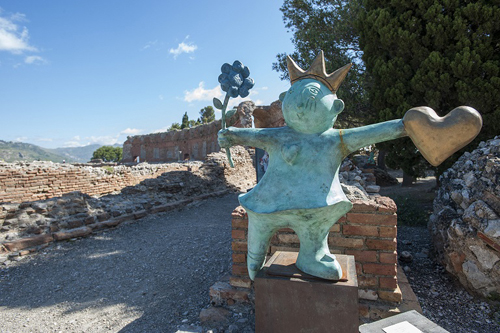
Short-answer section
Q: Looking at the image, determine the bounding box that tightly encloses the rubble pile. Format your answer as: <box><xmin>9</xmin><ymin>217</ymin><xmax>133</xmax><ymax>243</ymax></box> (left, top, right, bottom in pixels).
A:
<box><xmin>429</xmin><ymin>136</ymin><xmax>500</xmax><ymax>297</ymax></box>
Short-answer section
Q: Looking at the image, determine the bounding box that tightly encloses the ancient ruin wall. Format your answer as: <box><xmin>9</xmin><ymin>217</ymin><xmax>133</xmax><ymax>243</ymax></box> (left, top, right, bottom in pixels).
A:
<box><xmin>0</xmin><ymin>162</ymin><xmax>185</xmax><ymax>204</ymax></box>
<box><xmin>122</xmin><ymin>121</ymin><xmax>222</xmax><ymax>163</ymax></box>
<box><xmin>0</xmin><ymin>147</ymin><xmax>256</xmax><ymax>254</ymax></box>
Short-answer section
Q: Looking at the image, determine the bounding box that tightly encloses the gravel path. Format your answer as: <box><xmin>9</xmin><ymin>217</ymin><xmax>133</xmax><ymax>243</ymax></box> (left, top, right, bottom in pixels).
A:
<box><xmin>0</xmin><ymin>194</ymin><xmax>239</xmax><ymax>333</ymax></box>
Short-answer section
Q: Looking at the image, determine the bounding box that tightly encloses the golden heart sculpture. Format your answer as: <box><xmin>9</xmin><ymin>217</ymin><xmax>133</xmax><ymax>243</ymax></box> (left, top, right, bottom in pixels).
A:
<box><xmin>403</xmin><ymin>106</ymin><xmax>483</xmax><ymax>166</ymax></box>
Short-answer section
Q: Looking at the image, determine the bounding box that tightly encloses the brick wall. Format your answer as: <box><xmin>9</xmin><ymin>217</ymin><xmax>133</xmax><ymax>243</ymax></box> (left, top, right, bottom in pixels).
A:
<box><xmin>229</xmin><ymin>196</ymin><xmax>402</xmax><ymax>320</ymax></box>
<box><xmin>0</xmin><ymin>162</ymin><xmax>185</xmax><ymax>203</ymax></box>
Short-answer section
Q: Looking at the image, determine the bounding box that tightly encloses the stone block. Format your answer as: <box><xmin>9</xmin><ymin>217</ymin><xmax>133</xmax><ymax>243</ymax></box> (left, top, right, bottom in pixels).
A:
<box><xmin>53</xmin><ymin>227</ymin><xmax>92</xmax><ymax>241</ymax></box>
<box><xmin>2</xmin><ymin>234</ymin><xmax>53</xmax><ymax>252</ymax></box>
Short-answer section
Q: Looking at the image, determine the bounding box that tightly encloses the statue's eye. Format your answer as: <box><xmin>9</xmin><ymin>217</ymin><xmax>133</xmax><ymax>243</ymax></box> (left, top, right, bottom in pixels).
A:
<box><xmin>308</xmin><ymin>86</ymin><xmax>320</xmax><ymax>96</ymax></box>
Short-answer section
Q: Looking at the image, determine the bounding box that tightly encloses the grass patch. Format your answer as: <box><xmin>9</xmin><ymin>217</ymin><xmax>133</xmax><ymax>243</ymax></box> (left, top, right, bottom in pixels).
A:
<box><xmin>102</xmin><ymin>166</ymin><xmax>115</xmax><ymax>174</ymax></box>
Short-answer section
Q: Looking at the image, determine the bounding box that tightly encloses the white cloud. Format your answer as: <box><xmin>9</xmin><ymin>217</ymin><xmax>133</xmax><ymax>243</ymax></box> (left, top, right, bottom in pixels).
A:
<box><xmin>0</xmin><ymin>11</ymin><xmax>37</xmax><ymax>54</ymax></box>
<box><xmin>85</xmin><ymin>135</ymin><xmax>121</xmax><ymax>146</ymax></box>
<box><xmin>261</xmin><ymin>86</ymin><xmax>269</xmax><ymax>90</ymax></box>
<box><xmin>14</xmin><ymin>136</ymin><xmax>28</xmax><ymax>142</ymax></box>
<box><xmin>226</xmin><ymin>90</ymin><xmax>260</xmax><ymax>109</ymax></box>
<box><xmin>169</xmin><ymin>36</ymin><xmax>197</xmax><ymax>59</ymax></box>
<box><xmin>25</xmin><ymin>55</ymin><xmax>46</xmax><ymax>64</ymax></box>
<box><xmin>184</xmin><ymin>81</ymin><xmax>222</xmax><ymax>103</ymax></box>
<box><xmin>152</xmin><ymin>127</ymin><xmax>170</xmax><ymax>133</ymax></box>
<box><xmin>158</xmin><ymin>94</ymin><xmax>164</xmax><ymax>100</ymax></box>
<box><xmin>120</xmin><ymin>128</ymin><xmax>142</xmax><ymax>135</ymax></box>
<box><xmin>142</xmin><ymin>40</ymin><xmax>158</xmax><ymax>50</ymax></box>
<box><xmin>63</xmin><ymin>141</ymin><xmax>82</xmax><ymax>148</ymax></box>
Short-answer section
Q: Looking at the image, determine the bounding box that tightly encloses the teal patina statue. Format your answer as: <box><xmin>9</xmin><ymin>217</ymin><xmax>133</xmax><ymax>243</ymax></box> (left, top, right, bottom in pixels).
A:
<box><xmin>218</xmin><ymin>51</ymin><xmax>482</xmax><ymax>281</ymax></box>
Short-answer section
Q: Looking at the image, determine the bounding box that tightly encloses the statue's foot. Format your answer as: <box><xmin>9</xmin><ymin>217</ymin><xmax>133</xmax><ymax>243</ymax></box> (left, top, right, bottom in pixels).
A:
<box><xmin>296</xmin><ymin>253</ymin><xmax>342</xmax><ymax>280</ymax></box>
<box><xmin>247</xmin><ymin>253</ymin><xmax>266</xmax><ymax>281</ymax></box>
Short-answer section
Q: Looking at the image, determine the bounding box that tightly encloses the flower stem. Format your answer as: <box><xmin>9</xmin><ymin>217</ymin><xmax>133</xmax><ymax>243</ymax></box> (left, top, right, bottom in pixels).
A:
<box><xmin>221</xmin><ymin>93</ymin><xmax>234</xmax><ymax>168</ymax></box>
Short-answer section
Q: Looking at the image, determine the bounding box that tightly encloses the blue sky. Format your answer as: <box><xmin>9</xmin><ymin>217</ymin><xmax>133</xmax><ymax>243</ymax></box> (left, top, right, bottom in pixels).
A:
<box><xmin>0</xmin><ymin>1</ymin><xmax>294</xmax><ymax>148</ymax></box>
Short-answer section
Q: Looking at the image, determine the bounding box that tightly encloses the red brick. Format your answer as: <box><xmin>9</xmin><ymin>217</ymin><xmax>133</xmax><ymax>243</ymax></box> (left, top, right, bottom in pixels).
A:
<box><xmin>380</xmin><ymin>252</ymin><xmax>397</xmax><ymax>264</ymax></box>
<box><xmin>231</xmin><ymin>206</ymin><xmax>247</xmax><ymax>218</ymax></box>
<box><xmin>232</xmin><ymin>264</ymin><xmax>248</xmax><ymax>276</ymax></box>
<box><xmin>379</xmin><ymin>226</ymin><xmax>397</xmax><ymax>238</ymax></box>
<box><xmin>363</xmin><ymin>263</ymin><xmax>397</xmax><ymax>276</ymax></box>
<box><xmin>231</xmin><ymin>241</ymin><xmax>247</xmax><ymax>252</ymax></box>
<box><xmin>355</xmin><ymin>262</ymin><xmax>363</xmax><ymax>275</ymax></box>
<box><xmin>343</xmin><ymin>225</ymin><xmax>378</xmax><ymax>237</ymax></box>
<box><xmin>232</xmin><ymin>253</ymin><xmax>246</xmax><ymax>263</ymax></box>
<box><xmin>375</xmin><ymin>196</ymin><xmax>397</xmax><ymax>212</ymax></box>
<box><xmin>358</xmin><ymin>276</ymin><xmax>379</xmax><ymax>288</ymax></box>
<box><xmin>277</xmin><ymin>233</ymin><xmax>300</xmax><ymax>244</ymax></box>
<box><xmin>351</xmin><ymin>200</ymin><xmax>378</xmax><ymax>212</ymax></box>
<box><xmin>230</xmin><ymin>276</ymin><xmax>252</xmax><ymax>289</ymax></box>
<box><xmin>210</xmin><ymin>281</ymin><xmax>250</xmax><ymax>302</ymax></box>
<box><xmin>329</xmin><ymin>224</ymin><xmax>341</xmax><ymax>233</ymax></box>
<box><xmin>380</xmin><ymin>277</ymin><xmax>398</xmax><ymax>289</ymax></box>
<box><xmin>278</xmin><ymin>228</ymin><xmax>294</xmax><ymax>233</ymax></box>
<box><xmin>232</xmin><ymin>219</ymin><xmax>248</xmax><ymax>229</ymax></box>
<box><xmin>346</xmin><ymin>249</ymin><xmax>377</xmax><ymax>263</ymax></box>
<box><xmin>337</xmin><ymin>216</ymin><xmax>347</xmax><ymax>223</ymax></box>
<box><xmin>366</xmin><ymin>238</ymin><xmax>396</xmax><ymax>251</ymax></box>
<box><xmin>378</xmin><ymin>288</ymin><xmax>402</xmax><ymax>302</ymax></box>
<box><xmin>328</xmin><ymin>236</ymin><xmax>364</xmax><ymax>248</ymax></box>
<box><xmin>232</xmin><ymin>229</ymin><xmax>246</xmax><ymax>240</ymax></box>
<box><xmin>347</xmin><ymin>213</ymin><xmax>397</xmax><ymax>226</ymax></box>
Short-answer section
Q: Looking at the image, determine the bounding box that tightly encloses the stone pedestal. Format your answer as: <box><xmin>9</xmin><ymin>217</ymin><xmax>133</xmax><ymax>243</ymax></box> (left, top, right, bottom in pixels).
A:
<box><xmin>359</xmin><ymin>310</ymin><xmax>450</xmax><ymax>333</ymax></box>
<box><xmin>255</xmin><ymin>251</ymin><xmax>358</xmax><ymax>333</ymax></box>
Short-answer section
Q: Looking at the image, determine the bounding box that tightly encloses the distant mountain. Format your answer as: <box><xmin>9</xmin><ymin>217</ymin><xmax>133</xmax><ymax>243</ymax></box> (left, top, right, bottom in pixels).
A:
<box><xmin>0</xmin><ymin>141</ymin><xmax>123</xmax><ymax>163</ymax></box>
<box><xmin>0</xmin><ymin>140</ymin><xmax>70</xmax><ymax>163</ymax></box>
<box><xmin>48</xmin><ymin>144</ymin><xmax>102</xmax><ymax>163</ymax></box>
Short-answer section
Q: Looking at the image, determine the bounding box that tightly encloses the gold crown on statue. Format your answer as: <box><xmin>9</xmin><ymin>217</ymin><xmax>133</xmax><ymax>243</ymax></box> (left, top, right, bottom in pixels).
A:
<box><xmin>286</xmin><ymin>50</ymin><xmax>352</xmax><ymax>93</ymax></box>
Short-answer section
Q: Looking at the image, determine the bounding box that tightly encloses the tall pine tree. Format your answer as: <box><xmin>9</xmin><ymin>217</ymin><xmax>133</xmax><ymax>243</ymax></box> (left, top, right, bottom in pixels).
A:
<box><xmin>357</xmin><ymin>0</ymin><xmax>500</xmax><ymax>179</ymax></box>
<box><xmin>273</xmin><ymin>0</ymin><xmax>371</xmax><ymax>127</ymax></box>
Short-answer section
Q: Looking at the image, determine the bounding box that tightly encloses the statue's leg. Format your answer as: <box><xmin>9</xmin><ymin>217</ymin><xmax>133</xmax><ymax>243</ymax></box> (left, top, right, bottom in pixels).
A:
<box><xmin>246</xmin><ymin>210</ymin><xmax>283</xmax><ymax>280</ymax></box>
<box><xmin>293</xmin><ymin>202</ymin><xmax>352</xmax><ymax>280</ymax></box>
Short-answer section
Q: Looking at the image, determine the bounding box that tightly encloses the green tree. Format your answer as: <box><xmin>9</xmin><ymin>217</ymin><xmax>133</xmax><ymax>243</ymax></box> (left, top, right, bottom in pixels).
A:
<box><xmin>181</xmin><ymin>112</ymin><xmax>189</xmax><ymax>129</ymax></box>
<box><xmin>92</xmin><ymin>146</ymin><xmax>123</xmax><ymax>162</ymax></box>
<box><xmin>273</xmin><ymin>0</ymin><xmax>370</xmax><ymax>127</ymax></box>
<box><xmin>168</xmin><ymin>122</ymin><xmax>181</xmax><ymax>131</ymax></box>
<box><xmin>357</xmin><ymin>0</ymin><xmax>500</xmax><ymax>180</ymax></box>
<box><xmin>188</xmin><ymin>119</ymin><xmax>201</xmax><ymax>127</ymax></box>
<box><xmin>198</xmin><ymin>106</ymin><xmax>215</xmax><ymax>124</ymax></box>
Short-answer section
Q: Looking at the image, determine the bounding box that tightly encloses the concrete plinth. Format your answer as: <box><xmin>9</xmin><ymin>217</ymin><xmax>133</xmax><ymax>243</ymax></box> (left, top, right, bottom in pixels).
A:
<box><xmin>359</xmin><ymin>310</ymin><xmax>450</xmax><ymax>333</ymax></box>
<box><xmin>255</xmin><ymin>251</ymin><xmax>358</xmax><ymax>333</ymax></box>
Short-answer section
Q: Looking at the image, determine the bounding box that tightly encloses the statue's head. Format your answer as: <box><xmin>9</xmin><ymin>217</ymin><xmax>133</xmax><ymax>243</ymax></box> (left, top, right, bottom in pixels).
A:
<box><xmin>280</xmin><ymin>51</ymin><xmax>351</xmax><ymax>134</ymax></box>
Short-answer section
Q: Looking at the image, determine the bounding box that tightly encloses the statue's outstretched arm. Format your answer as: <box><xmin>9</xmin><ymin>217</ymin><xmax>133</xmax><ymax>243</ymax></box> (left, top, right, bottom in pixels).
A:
<box><xmin>218</xmin><ymin>127</ymin><xmax>277</xmax><ymax>151</ymax></box>
<box><xmin>340</xmin><ymin>119</ymin><xmax>407</xmax><ymax>156</ymax></box>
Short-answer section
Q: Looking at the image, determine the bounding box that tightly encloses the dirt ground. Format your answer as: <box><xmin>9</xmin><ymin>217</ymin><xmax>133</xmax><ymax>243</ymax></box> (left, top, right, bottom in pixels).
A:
<box><xmin>378</xmin><ymin>169</ymin><xmax>437</xmax><ymax>210</ymax></box>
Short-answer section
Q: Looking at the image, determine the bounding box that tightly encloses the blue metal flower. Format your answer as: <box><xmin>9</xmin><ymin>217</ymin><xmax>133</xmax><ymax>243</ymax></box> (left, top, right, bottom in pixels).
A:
<box><xmin>218</xmin><ymin>60</ymin><xmax>254</xmax><ymax>98</ymax></box>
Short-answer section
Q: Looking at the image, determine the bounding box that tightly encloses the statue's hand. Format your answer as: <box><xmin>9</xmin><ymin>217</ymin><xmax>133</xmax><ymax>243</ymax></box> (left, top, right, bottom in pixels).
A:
<box><xmin>218</xmin><ymin>128</ymin><xmax>234</xmax><ymax>148</ymax></box>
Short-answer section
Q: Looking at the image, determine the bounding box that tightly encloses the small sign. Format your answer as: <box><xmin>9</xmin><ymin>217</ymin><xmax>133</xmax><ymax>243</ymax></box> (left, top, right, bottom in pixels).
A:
<box><xmin>383</xmin><ymin>321</ymin><xmax>423</xmax><ymax>333</ymax></box>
